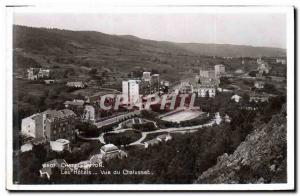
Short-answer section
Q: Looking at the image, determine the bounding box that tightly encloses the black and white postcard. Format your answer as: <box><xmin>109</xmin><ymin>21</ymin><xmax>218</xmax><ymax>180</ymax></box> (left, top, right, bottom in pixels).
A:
<box><xmin>5</xmin><ymin>3</ymin><xmax>295</xmax><ymax>191</ymax></box>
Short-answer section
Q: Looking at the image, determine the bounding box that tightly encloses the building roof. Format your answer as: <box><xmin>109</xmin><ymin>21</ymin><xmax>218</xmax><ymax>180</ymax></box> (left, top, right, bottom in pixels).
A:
<box><xmin>55</xmin><ymin>139</ymin><xmax>70</xmax><ymax>144</ymax></box>
<box><xmin>101</xmin><ymin>144</ymin><xmax>119</xmax><ymax>153</ymax></box>
<box><xmin>64</xmin><ymin>100</ymin><xmax>85</xmax><ymax>106</ymax></box>
<box><xmin>43</xmin><ymin>109</ymin><xmax>76</xmax><ymax>121</ymax></box>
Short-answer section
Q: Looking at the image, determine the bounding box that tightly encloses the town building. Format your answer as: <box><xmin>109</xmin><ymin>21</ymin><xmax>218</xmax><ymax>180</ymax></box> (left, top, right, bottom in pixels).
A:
<box><xmin>195</xmin><ymin>84</ymin><xmax>216</xmax><ymax>97</ymax></box>
<box><xmin>122</xmin><ymin>80</ymin><xmax>140</xmax><ymax>105</ymax></box>
<box><xmin>151</xmin><ymin>74</ymin><xmax>160</xmax><ymax>90</ymax></box>
<box><xmin>27</xmin><ymin>68</ymin><xmax>50</xmax><ymax>80</ymax></box>
<box><xmin>179</xmin><ymin>81</ymin><xmax>194</xmax><ymax>94</ymax></box>
<box><xmin>144</xmin><ymin>134</ymin><xmax>172</xmax><ymax>148</ymax></box>
<box><xmin>100</xmin><ymin>144</ymin><xmax>127</xmax><ymax>160</ymax></box>
<box><xmin>83</xmin><ymin>105</ymin><xmax>97</xmax><ymax>123</ymax></box>
<box><xmin>254</xmin><ymin>81</ymin><xmax>265</xmax><ymax>89</ymax></box>
<box><xmin>66</xmin><ymin>81</ymin><xmax>85</xmax><ymax>88</ymax></box>
<box><xmin>198</xmin><ymin>69</ymin><xmax>220</xmax><ymax>86</ymax></box>
<box><xmin>276</xmin><ymin>58</ymin><xmax>287</xmax><ymax>64</ymax></box>
<box><xmin>249</xmin><ymin>93</ymin><xmax>269</xmax><ymax>103</ymax></box>
<box><xmin>43</xmin><ymin>109</ymin><xmax>77</xmax><ymax>141</ymax></box>
<box><xmin>142</xmin><ymin>72</ymin><xmax>151</xmax><ymax>82</ymax></box>
<box><xmin>50</xmin><ymin>139</ymin><xmax>70</xmax><ymax>152</ymax></box>
<box><xmin>156</xmin><ymin>134</ymin><xmax>172</xmax><ymax>142</ymax></box>
<box><xmin>214</xmin><ymin>64</ymin><xmax>226</xmax><ymax>77</ymax></box>
<box><xmin>21</xmin><ymin>113</ymin><xmax>44</xmax><ymax>138</ymax></box>
<box><xmin>257</xmin><ymin>58</ymin><xmax>271</xmax><ymax>74</ymax></box>
<box><xmin>21</xmin><ymin>109</ymin><xmax>77</xmax><ymax>141</ymax></box>
<box><xmin>231</xmin><ymin>94</ymin><xmax>242</xmax><ymax>103</ymax></box>
<box><xmin>20</xmin><ymin>143</ymin><xmax>33</xmax><ymax>153</ymax></box>
<box><xmin>235</xmin><ymin>69</ymin><xmax>244</xmax><ymax>74</ymax></box>
<box><xmin>44</xmin><ymin>79</ymin><xmax>55</xmax><ymax>84</ymax></box>
<box><xmin>144</xmin><ymin>138</ymin><xmax>160</xmax><ymax>148</ymax></box>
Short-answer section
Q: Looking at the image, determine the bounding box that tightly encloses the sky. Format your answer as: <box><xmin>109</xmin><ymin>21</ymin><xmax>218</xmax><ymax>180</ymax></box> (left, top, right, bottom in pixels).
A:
<box><xmin>14</xmin><ymin>13</ymin><xmax>287</xmax><ymax>49</ymax></box>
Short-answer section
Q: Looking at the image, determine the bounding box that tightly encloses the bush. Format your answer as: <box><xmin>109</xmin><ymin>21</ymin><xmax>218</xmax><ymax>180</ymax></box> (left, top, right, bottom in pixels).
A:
<box><xmin>104</xmin><ymin>130</ymin><xmax>142</xmax><ymax>146</ymax></box>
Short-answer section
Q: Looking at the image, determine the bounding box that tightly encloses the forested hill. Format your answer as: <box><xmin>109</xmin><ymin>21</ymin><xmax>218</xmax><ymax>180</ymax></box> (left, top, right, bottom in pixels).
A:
<box><xmin>14</xmin><ymin>25</ymin><xmax>285</xmax><ymax>58</ymax></box>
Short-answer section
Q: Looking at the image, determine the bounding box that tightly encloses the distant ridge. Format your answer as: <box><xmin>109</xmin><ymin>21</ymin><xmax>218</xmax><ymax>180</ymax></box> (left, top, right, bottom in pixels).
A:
<box><xmin>14</xmin><ymin>25</ymin><xmax>286</xmax><ymax>58</ymax></box>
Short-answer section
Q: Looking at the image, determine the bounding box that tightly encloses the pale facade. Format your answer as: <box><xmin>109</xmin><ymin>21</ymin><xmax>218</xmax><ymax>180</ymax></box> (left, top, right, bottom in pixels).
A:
<box><xmin>196</xmin><ymin>85</ymin><xmax>216</xmax><ymax>97</ymax></box>
<box><xmin>122</xmin><ymin>80</ymin><xmax>140</xmax><ymax>105</ymax></box>
<box><xmin>214</xmin><ymin>64</ymin><xmax>226</xmax><ymax>77</ymax></box>
<box><xmin>84</xmin><ymin>105</ymin><xmax>96</xmax><ymax>123</ymax></box>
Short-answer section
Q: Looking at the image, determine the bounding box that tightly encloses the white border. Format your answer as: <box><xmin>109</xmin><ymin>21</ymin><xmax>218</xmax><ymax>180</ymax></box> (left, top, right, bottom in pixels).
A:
<box><xmin>5</xmin><ymin>3</ymin><xmax>295</xmax><ymax>191</ymax></box>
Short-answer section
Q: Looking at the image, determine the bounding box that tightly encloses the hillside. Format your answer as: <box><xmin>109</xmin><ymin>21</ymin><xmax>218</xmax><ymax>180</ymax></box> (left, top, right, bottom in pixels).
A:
<box><xmin>196</xmin><ymin>104</ymin><xmax>287</xmax><ymax>184</ymax></box>
<box><xmin>13</xmin><ymin>25</ymin><xmax>286</xmax><ymax>83</ymax></box>
<box><xmin>177</xmin><ymin>43</ymin><xmax>286</xmax><ymax>58</ymax></box>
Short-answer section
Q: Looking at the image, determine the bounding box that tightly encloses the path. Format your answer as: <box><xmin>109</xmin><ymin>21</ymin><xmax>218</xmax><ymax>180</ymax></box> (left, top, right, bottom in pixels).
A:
<box><xmin>78</xmin><ymin>113</ymin><xmax>223</xmax><ymax>146</ymax></box>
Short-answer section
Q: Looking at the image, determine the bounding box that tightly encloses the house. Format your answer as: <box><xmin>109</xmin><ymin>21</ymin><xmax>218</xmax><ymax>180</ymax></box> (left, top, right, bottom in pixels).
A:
<box><xmin>144</xmin><ymin>138</ymin><xmax>160</xmax><ymax>148</ymax></box>
<box><xmin>66</xmin><ymin>81</ymin><xmax>85</xmax><ymax>88</ymax></box>
<box><xmin>144</xmin><ymin>134</ymin><xmax>172</xmax><ymax>148</ymax></box>
<box><xmin>235</xmin><ymin>69</ymin><xmax>244</xmax><ymax>74</ymax></box>
<box><xmin>195</xmin><ymin>84</ymin><xmax>216</xmax><ymax>97</ymax></box>
<box><xmin>38</xmin><ymin>69</ymin><xmax>50</xmax><ymax>78</ymax></box>
<box><xmin>231</xmin><ymin>95</ymin><xmax>242</xmax><ymax>103</ymax></box>
<box><xmin>249</xmin><ymin>94</ymin><xmax>269</xmax><ymax>103</ymax></box>
<box><xmin>254</xmin><ymin>81</ymin><xmax>265</xmax><ymax>89</ymax></box>
<box><xmin>27</xmin><ymin>68</ymin><xmax>39</xmax><ymax>80</ymax></box>
<box><xmin>39</xmin><ymin>159</ymin><xmax>70</xmax><ymax>179</ymax></box>
<box><xmin>44</xmin><ymin>79</ymin><xmax>55</xmax><ymax>84</ymax></box>
<box><xmin>224</xmin><ymin>114</ymin><xmax>231</xmax><ymax>123</ymax></box>
<box><xmin>156</xmin><ymin>134</ymin><xmax>172</xmax><ymax>142</ymax></box>
<box><xmin>50</xmin><ymin>139</ymin><xmax>70</xmax><ymax>152</ymax></box>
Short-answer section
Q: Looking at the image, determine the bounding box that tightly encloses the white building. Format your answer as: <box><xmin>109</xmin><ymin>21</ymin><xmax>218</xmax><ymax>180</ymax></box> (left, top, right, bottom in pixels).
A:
<box><xmin>27</xmin><ymin>68</ymin><xmax>50</xmax><ymax>80</ymax></box>
<box><xmin>21</xmin><ymin>113</ymin><xmax>44</xmax><ymax>138</ymax></box>
<box><xmin>214</xmin><ymin>64</ymin><xmax>226</xmax><ymax>77</ymax></box>
<box><xmin>100</xmin><ymin>144</ymin><xmax>127</xmax><ymax>160</ymax></box>
<box><xmin>276</xmin><ymin>58</ymin><xmax>286</xmax><ymax>64</ymax></box>
<box><xmin>66</xmin><ymin>81</ymin><xmax>85</xmax><ymax>88</ymax></box>
<box><xmin>231</xmin><ymin>95</ymin><xmax>242</xmax><ymax>103</ymax></box>
<box><xmin>50</xmin><ymin>139</ymin><xmax>70</xmax><ymax>152</ymax></box>
<box><xmin>122</xmin><ymin>80</ymin><xmax>140</xmax><ymax>105</ymax></box>
<box><xmin>179</xmin><ymin>81</ymin><xmax>194</xmax><ymax>94</ymax></box>
<box><xmin>142</xmin><ymin>72</ymin><xmax>151</xmax><ymax>82</ymax></box>
<box><xmin>196</xmin><ymin>84</ymin><xmax>216</xmax><ymax>97</ymax></box>
<box><xmin>84</xmin><ymin>105</ymin><xmax>96</xmax><ymax>123</ymax></box>
<box><xmin>254</xmin><ymin>81</ymin><xmax>265</xmax><ymax>89</ymax></box>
